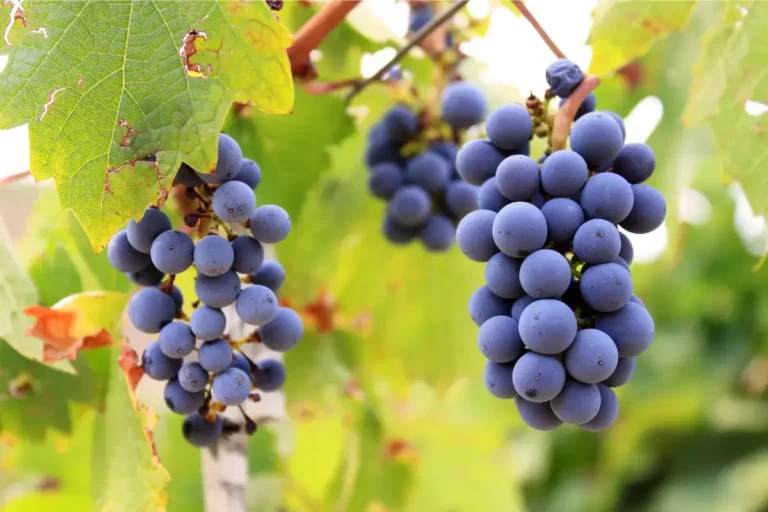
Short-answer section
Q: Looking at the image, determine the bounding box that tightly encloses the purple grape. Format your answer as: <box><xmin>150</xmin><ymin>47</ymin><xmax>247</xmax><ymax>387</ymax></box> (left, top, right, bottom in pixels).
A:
<box><xmin>511</xmin><ymin>295</ymin><xmax>535</xmax><ymax>322</ymax></box>
<box><xmin>212</xmin><ymin>367</ymin><xmax>252</xmax><ymax>405</ymax></box>
<box><xmin>456</xmin><ymin>139</ymin><xmax>506</xmax><ymax>186</ymax></box>
<box><xmin>195</xmin><ymin>270</ymin><xmax>241</xmax><ymax>308</ymax></box>
<box><xmin>369</xmin><ymin>163</ymin><xmax>404</xmax><ymax>200</ymax></box>
<box><xmin>564</xmin><ymin>328</ymin><xmax>619</xmax><ymax>384</ymax></box>
<box><xmin>388</xmin><ymin>186</ymin><xmax>431</xmax><ymax>227</ymax></box>
<box><xmin>230</xmin><ymin>235</ymin><xmax>265</xmax><ymax>275</ymax></box>
<box><xmin>570</xmin><ymin>112</ymin><xmax>624</xmax><ymax>169</ymax></box>
<box><xmin>550</xmin><ymin>380</ymin><xmax>601</xmax><ymax>424</ymax></box>
<box><xmin>573</xmin><ymin>219</ymin><xmax>621</xmax><ymax>264</ymax></box>
<box><xmin>620</xmin><ymin>184</ymin><xmax>667</xmax><ymax>234</ymax></box>
<box><xmin>252</xmin><ymin>261</ymin><xmax>285</xmax><ymax>293</ymax></box>
<box><xmin>158</xmin><ymin>321</ymin><xmax>196</xmax><ymax>358</ymax></box>
<box><xmin>491</xmin><ymin>202</ymin><xmax>547</xmax><ymax>258</ymax></box>
<box><xmin>602</xmin><ymin>357</ymin><xmax>636</xmax><ymax>387</ymax></box>
<box><xmin>445</xmin><ymin>181</ymin><xmax>479</xmax><ymax>219</ymax></box>
<box><xmin>477</xmin><ymin>315</ymin><xmax>524</xmax><ymax>363</ymax></box>
<box><xmin>512</xmin><ymin>352</ymin><xmax>566</xmax><ymax>402</ymax></box>
<box><xmin>142</xmin><ymin>341</ymin><xmax>183</xmax><ymax>381</ymax></box>
<box><xmin>420</xmin><ymin>215</ymin><xmax>455</xmax><ymax>252</ymax></box>
<box><xmin>518</xmin><ymin>299</ymin><xmax>577</xmax><ymax>355</ymax></box>
<box><xmin>127</xmin><ymin>207</ymin><xmax>172</xmax><ymax>254</ymax></box>
<box><xmin>540</xmin><ymin>150</ymin><xmax>588</xmax><ymax>197</ymax></box>
<box><xmin>484</xmin><ymin>252</ymin><xmax>524</xmax><ymax>299</ymax></box>
<box><xmin>165</xmin><ymin>378</ymin><xmax>205</xmax><ymax>414</ymax></box>
<box><xmin>441</xmin><ymin>82</ymin><xmax>487</xmax><ymax>130</ymax></box>
<box><xmin>545</xmin><ymin>59</ymin><xmax>583</xmax><ymax>97</ymax></box>
<box><xmin>478</xmin><ymin>177</ymin><xmax>510</xmax><ymax>212</ymax></box>
<box><xmin>249</xmin><ymin>205</ymin><xmax>292</xmax><ymax>244</ymax></box>
<box><xmin>486</xmin><ymin>104</ymin><xmax>532</xmax><ymax>151</ymax></box>
<box><xmin>580</xmin><ymin>263</ymin><xmax>633</xmax><ymax>313</ymax></box>
<box><xmin>484</xmin><ymin>361</ymin><xmax>517</xmax><ymax>399</ymax></box>
<box><xmin>190</xmin><ymin>306</ymin><xmax>226</xmax><ymax>342</ymax></box>
<box><xmin>236</xmin><ymin>285</ymin><xmax>278</xmax><ymax>326</ymax></box>
<box><xmin>128</xmin><ymin>287</ymin><xmax>176</xmax><ymax>334</ymax></box>
<box><xmin>540</xmin><ymin>198</ymin><xmax>584</xmax><ymax>244</ymax></box>
<box><xmin>182</xmin><ymin>413</ymin><xmax>222</xmax><ymax>447</ymax></box>
<box><xmin>213</xmin><ymin>181</ymin><xmax>256</xmax><ymax>223</ymax></box>
<box><xmin>580</xmin><ymin>172</ymin><xmax>634</xmax><ymax>223</ymax></box>
<box><xmin>456</xmin><ymin>209</ymin><xmax>498</xmax><ymax>262</ymax></box>
<box><xmin>108</xmin><ymin>231</ymin><xmax>150</xmax><ymax>273</ymax></box>
<box><xmin>258</xmin><ymin>308</ymin><xmax>303</xmax><ymax>352</ymax></box>
<box><xmin>595</xmin><ymin>302</ymin><xmax>654</xmax><ymax>357</ymax></box>
<box><xmin>252</xmin><ymin>359</ymin><xmax>286</xmax><ymax>391</ymax></box>
<box><xmin>469</xmin><ymin>286</ymin><xmax>514</xmax><ymax>327</ymax></box>
<box><xmin>519</xmin><ymin>249</ymin><xmax>572</xmax><ymax>299</ymax></box>
<box><xmin>194</xmin><ymin>235</ymin><xmax>234</xmax><ymax>277</ymax></box>
<box><xmin>495</xmin><ymin>155</ymin><xmax>540</xmax><ymax>201</ymax></box>
<box><xmin>580</xmin><ymin>384</ymin><xmax>619</xmax><ymax>431</ymax></box>
<box><xmin>150</xmin><ymin>230</ymin><xmax>195</xmax><ymax>275</ymax></box>
<box><xmin>198</xmin><ymin>339</ymin><xmax>234</xmax><ymax>374</ymax></box>
<box><xmin>612</xmin><ymin>143</ymin><xmax>655</xmax><ymax>184</ymax></box>
<box><xmin>178</xmin><ymin>362</ymin><xmax>210</xmax><ymax>393</ymax></box>
<box><xmin>406</xmin><ymin>151</ymin><xmax>450</xmax><ymax>194</ymax></box>
<box><xmin>515</xmin><ymin>396</ymin><xmax>563</xmax><ymax>431</ymax></box>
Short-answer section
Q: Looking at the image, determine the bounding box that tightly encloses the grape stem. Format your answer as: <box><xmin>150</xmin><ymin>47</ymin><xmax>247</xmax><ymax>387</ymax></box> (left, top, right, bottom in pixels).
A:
<box><xmin>287</xmin><ymin>0</ymin><xmax>362</xmax><ymax>78</ymax></box>
<box><xmin>345</xmin><ymin>0</ymin><xmax>470</xmax><ymax>101</ymax></box>
<box><xmin>509</xmin><ymin>1</ymin><xmax>566</xmax><ymax>60</ymax></box>
<box><xmin>551</xmin><ymin>74</ymin><xmax>601</xmax><ymax>152</ymax></box>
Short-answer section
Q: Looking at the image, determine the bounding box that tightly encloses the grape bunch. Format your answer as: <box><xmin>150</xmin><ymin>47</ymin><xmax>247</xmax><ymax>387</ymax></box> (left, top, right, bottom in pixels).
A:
<box><xmin>366</xmin><ymin>83</ymin><xmax>530</xmax><ymax>251</ymax></box>
<box><xmin>457</xmin><ymin>92</ymin><xmax>666</xmax><ymax>431</ymax></box>
<box><xmin>107</xmin><ymin>134</ymin><xmax>303</xmax><ymax>447</ymax></box>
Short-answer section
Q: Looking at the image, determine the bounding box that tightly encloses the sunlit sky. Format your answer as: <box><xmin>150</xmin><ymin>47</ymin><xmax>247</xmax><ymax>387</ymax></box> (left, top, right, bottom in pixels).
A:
<box><xmin>0</xmin><ymin>0</ymin><xmax>764</xmax><ymax>258</ymax></box>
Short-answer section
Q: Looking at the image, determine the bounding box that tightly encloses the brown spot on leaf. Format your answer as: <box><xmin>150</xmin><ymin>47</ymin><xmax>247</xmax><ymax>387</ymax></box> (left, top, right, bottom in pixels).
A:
<box><xmin>304</xmin><ymin>289</ymin><xmax>335</xmax><ymax>332</ymax></box>
<box><xmin>24</xmin><ymin>305</ymin><xmax>113</xmax><ymax>364</ymax></box>
<box><xmin>8</xmin><ymin>372</ymin><xmax>34</xmax><ymax>399</ymax></box>
<box><xmin>179</xmin><ymin>29</ymin><xmax>209</xmax><ymax>78</ymax></box>
<box><xmin>118</xmin><ymin>342</ymin><xmax>144</xmax><ymax>392</ymax></box>
<box><xmin>117</xmin><ymin>119</ymin><xmax>140</xmax><ymax>148</ymax></box>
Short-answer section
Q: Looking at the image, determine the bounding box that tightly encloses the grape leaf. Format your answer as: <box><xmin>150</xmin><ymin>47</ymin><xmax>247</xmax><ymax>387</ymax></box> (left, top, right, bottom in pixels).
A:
<box><xmin>589</xmin><ymin>0</ymin><xmax>697</xmax><ymax>76</ymax></box>
<box><xmin>682</xmin><ymin>3</ymin><xmax>768</xmax><ymax>219</ymax></box>
<box><xmin>0</xmin><ymin>0</ymin><xmax>294</xmax><ymax>251</ymax></box>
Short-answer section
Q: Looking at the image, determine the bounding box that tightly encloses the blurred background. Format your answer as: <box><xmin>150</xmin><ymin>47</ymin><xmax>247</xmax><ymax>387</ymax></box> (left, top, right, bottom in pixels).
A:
<box><xmin>2</xmin><ymin>1</ymin><xmax>768</xmax><ymax>511</ymax></box>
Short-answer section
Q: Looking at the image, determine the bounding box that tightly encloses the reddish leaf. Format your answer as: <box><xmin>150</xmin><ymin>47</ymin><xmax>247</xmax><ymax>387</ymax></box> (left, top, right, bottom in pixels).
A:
<box><xmin>24</xmin><ymin>305</ymin><xmax>113</xmax><ymax>364</ymax></box>
<box><xmin>118</xmin><ymin>342</ymin><xmax>145</xmax><ymax>392</ymax></box>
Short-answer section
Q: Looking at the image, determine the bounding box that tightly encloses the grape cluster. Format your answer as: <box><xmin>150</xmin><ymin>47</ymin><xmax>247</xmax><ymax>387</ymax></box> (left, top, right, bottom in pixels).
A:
<box><xmin>367</xmin><ymin>83</ymin><xmax>527</xmax><ymax>251</ymax></box>
<box><xmin>457</xmin><ymin>98</ymin><xmax>666</xmax><ymax>431</ymax></box>
<box><xmin>107</xmin><ymin>134</ymin><xmax>303</xmax><ymax>447</ymax></box>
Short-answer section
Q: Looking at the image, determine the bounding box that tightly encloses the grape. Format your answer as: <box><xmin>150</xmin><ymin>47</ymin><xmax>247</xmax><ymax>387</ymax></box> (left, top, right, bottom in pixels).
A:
<box><xmin>231</xmin><ymin>351</ymin><xmax>251</xmax><ymax>374</ymax></box>
<box><xmin>169</xmin><ymin>285</ymin><xmax>184</xmax><ymax>311</ymax></box>
<box><xmin>230</xmin><ymin>236</ymin><xmax>265</xmax><ymax>275</ymax></box>
<box><xmin>441</xmin><ymin>82</ymin><xmax>487</xmax><ymax>130</ymax></box>
<box><xmin>619</xmin><ymin>232</ymin><xmax>634</xmax><ymax>264</ymax></box>
<box><xmin>605</xmin><ymin>111</ymin><xmax>626</xmax><ymax>140</ymax></box>
<box><xmin>540</xmin><ymin>150</ymin><xmax>588</xmax><ymax>197</ymax></box>
<box><xmin>477</xmin><ymin>315</ymin><xmax>524</xmax><ymax>363</ymax></box>
<box><xmin>628</xmin><ymin>295</ymin><xmax>644</xmax><ymax>307</ymax></box>
<box><xmin>108</xmin><ymin>231</ymin><xmax>150</xmax><ymax>273</ymax></box>
<box><xmin>178</xmin><ymin>362</ymin><xmax>210</xmax><ymax>393</ymax></box>
<box><xmin>512</xmin><ymin>352</ymin><xmax>566</xmax><ymax>403</ymax></box>
<box><xmin>420</xmin><ymin>215</ymin><xmax>455</xmax><ymax>252</ymax></box>
<box><xmin>407</xmin><ymin>151</ymin><xmax>450</xmax><ymax>194</ymax></box>
<box><xmin>485</xmin><ymin>104</ymin><xmax>533</xmax><ymax>151</ymax></box>
<box><xmin>212</xmin><ymin>181</ymin><xmax>256</xmax><ymax>223</ymax></box>
<box><xmin>511</xmin><ymin>295</ymin><xmax>535</xmax><ymax>322</ymax></box>
<box><xmin>483</xmin><ymin>361</ymin><xmax>517</xmax><ymax>399</ymax></box>
<box><xmin>252</xmin><ymin>359</ymin><xmax>286</xmax><ymax>391</ymax></box>
<box><xmin>572</xmin><ymin>91</ymin><xmax>597</xmax><ymax>120</ymax></box>
<box><xmin>194</xmin><ymin>235</ymin><xmax>234</xmax><ymax>277</ymax></box>
<box><xmin>383</xmin><ymin>105</ymin><xmax>419</xmax><ymax>144</ymax></box>
<box><xmin>369</xmin><ymin>163</ymin><xmax>404</xmax><ymax>200</ymax></box>
<box><xmin>550</xmin><ymin>380</ymin><xmax>601</xmax><ymax>424</ymax></box>
<box><xmin>455</xmin><ymin>139</ymin><xmax>506</xmax><ymax>185</ymax></box>
<box><xmin>182</xmin><ymin>413</ymin><xmax>223</xmax><ymax>447</ymax></box>
<box><xmin>484</xmin><ymin>252</ymin><xmax>524</xmax><ymax>299</ymax></box>
<box><xmin>142</xmin><ymin>341</ymin><xmax>183</xmax><ymax>380</ymax></box>
<box><xmin>514</xmin><ymin>396</ymin><xmax>563</xmax><ymax>431</ymax></box>
<box><xmin>478</xmin><ymin>177</ymin><xmax>510</xmax><ymax>212</ymax></box>
<box><xmin>430</xmin><ymin>140</ymin><xmax>458</xmax><ymax>167</ymax></box>
<box><xmin>215</xmin><ymin>133</ymin><xmax>244</xmax><ymax>181</ymax></box>
<box><xmin>127</xmin><ymin>207</ymin><xmax>172</xmax><ymax>254</ymax></box>
<box><xmin>249</xmin><ymin>205</ymin><xmax>292</xmax><ymax>244</ymax></box>
<box><xmin>212</xmin><ymin>367</ymin><xmax>252</xmax><ymax>405</ymax></box>
<box><xmin>495</xmin><ymin>155</ymin><xmax>540</xmax><ymax>201</ymax></box>
<box><xmin>236</xmin><ymin>285</ymin><xmax>278</xmax><ymax>325</ymax></box>
<box><xmin>532</xmin><ymin>191</ymin><xmax>546</xmax><ymax>208</ymax></box>
<box><xmin>127</xmin><ymin>264</ymin><xmax>165</xmax><ymax>286</ymax></box>
<box><xmin>603</xmin><ymin>357</ymin><xmax>636</xmax><ymax>387</ymax></box>
<box><xmin>176</xmin><ymin>163</ymin><xmax>204</xmax><ymax>187</ymax></box>
<box><xmin>199</xmin><ymin>339</ymin><xmax>234</xmax><ymax>374</ymax></box>
<box><xmin>190</xmin><ymin>306</ymin><xmax>226</xmax><ymax>342</ymax></box>
<box><xmin>158</xmin><ymin>321</ymin><xmax>196</xmax><ymax>358</ymax></box>
<box><xmin>383</xmin><ymin>216</ymin><xmax>420</xmax><ymax>245</ymax></box>
<box><xmin>195</xmin><ymin>270</ymin><xmax>241</xmax><ymax>308</ymax></box>
<box><xmin>564</xmin><ymin>328</ymin><xmax>619</xmax><ymax>384</ymax></box>
<box><xmin>445</xmin><ymin>181</ymin><xmax>479</xmax><ymax>219</ymax></box>
<box><xmin>595</xmin><ymin>302</ymin><xmax>654</xmax><ymax>357</ymax></box>
<box><xmin>519</xmin><ymin>249</ymin><xmax>572</xmax><ymax>299</ymax></box>
<box><xmin>545</xmin><ymin>58</ymin><xmax>584</xmax><ymax>97</ymax></box>
<box><xmin>150</xmin><ymin>230</ymin><xmax>195</xmax><ymax>275</ymax></box>
<box><xmin>258</xmin><ymin>307</ymin><xmax>303</xmax><ymax>352</ymax></box>
<box><xmin>580</xmin><ymin>384</ymin><xmax>619</xmax><ymax>431</ymax></box>
<box><xmin>580</xmin><ymin>263</ymin><xmax>633</xmax><ymax>313</ymax></box>
<box><xmin>612</xmin><ymin>257</ymin><xmax>630</xmax><ymax>273</ymax></box>
<box><xmin>164</xmin><ymin>378</ymin><xmax>205</xmax><ymax>414</ymax></box>
<box><xmin>456</xmin><ymin>210</ymin><xmax>498</xmax><ymax>262</ymax></box>
<box><xmin>128</xmin><ymin>287</ymin><xmax>176</xmax><ymax>334</ymax></box>
<box><xmin>570</xmin><ymin>112</ymin><xmax>624</xmax><ymax>169</ymax></box>
<box><xmin>468</xmin><ymin>286</ymin><xmax>514</xmax><ymax>327</ymax></box>
<box><xmin>518</xmin><ymin>299</ymin><xmax>577</xmax><ymax>355</ymax></box>
<box><xmin>492</xmin><ymin>202</ymin><xmax>548</xmax><ymax>258</ymax></box>
<box><xmin>573</xmin><ymin>219</ymin><xmax>621</xmax><ymax>264</ymax></box>
<box><xmin>388</xmin><ymin>186</ymin><xmax>431</xmax><ymax>227</ymax></box>
<box><xmin>230</xmin><ymin>158</ymin><xmax>261</xmax><ymax>189</ymax></box>
<box><xmin>612</xmin><ymin>143</ymin><xmax>655</xmax><ymax>183</ymax></box>
<box><xmin>365</xmin><ymin>137</ymin><xmax>404</xmax><ymax>168</ymax></box>
<box><xmin>541</xmin><ymin>198</ymin><xmax>584</xmax><ymax>244</ymax></box>
<box><xmin>252</xmin><ymin>261</ymin><xmax>285</xmax><ymax>293</ymax></box>
<box><xmin>409</xmin><ymin>3</ymin><xmax>433</xmax><ymax>31</ymax></box>
<box><xmin>580</xmin><ymin>172</ymin><xmax>634</xmax><ymax>223</ymax></box>
<box><xmin>619</xmin><ymin>184</ymin><xmax>667</xmax><ymax>234</ymax></box>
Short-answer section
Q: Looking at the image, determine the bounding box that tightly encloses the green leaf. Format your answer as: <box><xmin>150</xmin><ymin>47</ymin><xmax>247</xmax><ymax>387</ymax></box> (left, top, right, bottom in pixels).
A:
<box><xmin>0</xmin><ymin>219</ymin><xmax>40</xmax><ymax>361</ymax></box>
<box><xmin>91</xmin><ymin>346</ymin><xmax>171</xmax><ymax>512</ymax></box>
<box><xmin>226</xmin><ymin>88</ymin><xmax>355</xmax><ymax>218</ymax></box>
<box><xmin>0</xmin><ymin>341</ymin><xmax>99</xmax><ymax>440</ymax></box>
<box><xmin>0</xmin><ymin>0</ymin><xmax>294</xmax><ymax>250</ymax></box>
<box><xmin>28</xmin><ymin>244</ymin><xmax>82</xmax><ymax>307</ymax></box>
<box><xmin>589</xmin><ymin>0</ymin><xmax>698</xmax><ymax>76</ymax></box>
<box><xmin>682</xmin><ymin>3</ymin><xmax>768</xmax><ymax>221</ymax></box>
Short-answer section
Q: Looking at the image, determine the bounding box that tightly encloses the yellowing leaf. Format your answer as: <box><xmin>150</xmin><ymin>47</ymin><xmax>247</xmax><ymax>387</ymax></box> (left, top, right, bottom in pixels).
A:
<box><xmin>23</xmin><ymin>291</ymin><xmax>127</xmax><ymax>364</ymax></box>
<box><xmin>589</xmin><ymin>1</ymin><xmax>697</xmax><ymax>76</ymax></box>
<box><xmin>0</xmin><ymin>0</ymin><xmax>294</xmax><ymax>250</ymax></box>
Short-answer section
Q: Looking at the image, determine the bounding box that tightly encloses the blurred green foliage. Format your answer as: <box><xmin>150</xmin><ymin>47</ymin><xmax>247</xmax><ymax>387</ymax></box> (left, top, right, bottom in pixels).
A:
<box><xmin>2</xmin><ymin>1</ymin><xmax>768</xmax><ymax>512</ymax></box>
